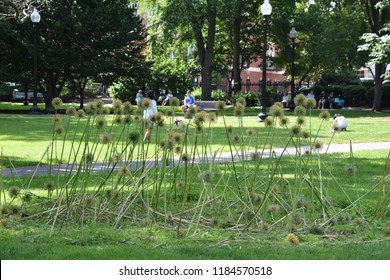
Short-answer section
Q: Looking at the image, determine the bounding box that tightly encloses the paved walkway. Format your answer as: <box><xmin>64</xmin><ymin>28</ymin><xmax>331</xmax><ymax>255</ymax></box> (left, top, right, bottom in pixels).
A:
<box><xmin>1</xmin><ymin>142</ymin><xmax>389</xmax><ymax>178</ymax></box>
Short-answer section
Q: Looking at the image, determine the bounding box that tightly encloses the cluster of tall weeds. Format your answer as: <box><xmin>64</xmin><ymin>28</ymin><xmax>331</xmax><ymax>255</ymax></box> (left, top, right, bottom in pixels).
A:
<box><xmin>0</xmin><ymin>94</ymin><xmax>387</xmax><ymax>237</ymax></box>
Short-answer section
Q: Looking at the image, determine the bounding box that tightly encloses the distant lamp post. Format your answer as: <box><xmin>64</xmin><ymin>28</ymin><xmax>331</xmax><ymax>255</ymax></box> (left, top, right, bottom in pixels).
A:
<box><xmin>258</xmin><ymin>0</ymin><xmax>272</xmax><ymax>122</ymax></box>
<box><xmin>289</xmin><ymin>27</ymin><xmax>297</xmax><ymax>109</ymax></box>
<box><xmin>30</xmin><ymin>8</ymin><xmax>41</xmax><ymax>114</ymax></box>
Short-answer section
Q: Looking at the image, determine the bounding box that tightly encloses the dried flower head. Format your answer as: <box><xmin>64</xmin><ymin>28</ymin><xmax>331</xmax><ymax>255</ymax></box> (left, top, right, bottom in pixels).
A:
<box><xmin>170</xmin><ymin>97</ymin><xmax>180</xmax><ymax>107</ymax></box>
<box><xmin>82</xmin><ymin>153</ymin><xmax>94</xmax><ymax>163</ymax></box>
<box><xmin>114</xmin><ymin>115</ymin><xmax>124</xmax><ymax>125</ymax></box>
<box><xmin>267</xmin><ymin>204</ymin><xmax>280</xmax><ymax>214</ymax></box>
<box><xmin>96</xmin><ymin>99</ymin><xmax>105</xmax><ymax>113</ymax></box>
<box><xmin>294</xmin><ymin>105</ymin><xmax>306</xmax><ymax>117</ymax></box>
<box><xmin>301</xmin><ymin>130</ymin><xmax>310</xmax><ymax>139</ymax></box>
<box><xmin>55</xmin><ymin>125</ymin><xmax>65</xmax><ymax>135</ymax></box>
<box><xmin>102</xmin><ymin>106</ymin><xmax>111</xmax><ymax>115</ymax></box>
<box><xmin>124</xmin><ymin>115</ymin><xmax>132</xmax><ymax>124</ymax></box>
<box><xmin>216</xmin><ymin>101</ymin><xmax>226</xmax><ymax>111</ymax></box>
<box><xmin>174</xmin><ymin>146</ymin><xmax>182</xmax><ymax>154</ymax></box>
<box><xmin>53</xmin><ymin>115</ymin><xmax>62</xmax><ymax>124</ymax></box>
<box><xmin>99</xmin><ymin>133</ymin><xmax>112</xmax><ymax>144</ymax></box>
<box><xmin>66</xmin><ymin>106</ymin><xmax>77</xmax><ymax>117</ymax></box>
<box><xmin>194</xmin><ymin>112</ymin><xmax>206</xmax><ymax>124</ymax></box>
<box><xmin>279</xmin><ymin>116</ymin><xmax>290</xmax><ymax>127</ymax></box>
<box><xmin>305</xmin><ymin>98</ymin><xmax>317</xmax><ymax>109</ymax></box>
<box><xmin>8</xmin><ymin>186</ymin><xmax>20</xmax><ymax>198</ymax></box>
<box><xmin>319</xmin><ymin>110</ymin><xmax>331</xmax><ymax>121</ymax></box>
<box><xmin>76</xmin><ymin>109</ymin><xmax>86</xmax><ymax>118</ymax></box>
<box><xmin>296</xmin><ymin>116</ymin><xmax>306</xmax><ymax>126</ymax></box>
<box><xmin>246</xmin><ymin>128</ymin><xmax>255</xmax><ymax>137</ymax></box>
<box><xmin>286</xmin><ymin>233</ymin><xmax>299</xmax><ymax>245</ymax></box>
<box><xmin>122</xmin><ymin>101</ymin><xmax>133</xmax><ymax>114</ymax></box>
<box><xmin>232</xmin><ymin>134</ymin><xmax>241</xmax><ymax>144</ymax></box>
<box><xmin>52</xmin><ymin>97</ymin><xmax>63</xmax><ymax>109</ymax></box>
<box><xmin>112</xmin><ymin>99</ymin><xmax>123</xmax><ymax>111</ymax></box>
<box><xmin>294</xmin><ymin>93</ymin><xmax>306</xmax><ymax>106</ymax></box>
<box><xmin>44</xmin><ymin>182</ymin><xmax>55</xmax><ymax>192</ymax></box>
<box><xmin>140</xmin><ymin>98</ymin><xmax>152</xmax><ymax>110</ymax></box>
<box><xmin>270</xmin><ymin>104</ymin><xmax>284</xmax><ymax>118</ymax></box>
<box><xmin>344</xmin><ymin>165</ymin><xmax>357</xmax><ymax>176</ymax></box>
<box><xmin>198</xmin><ymin>171</ymin><xmax>214</xmax><ymax>183</ymax></box>
<box><xmin>95</xmin><ymin>116</ymin><xmax>107</xmax><ymax>129</ymax></box>
<box><xmin>234</xmin><ymin>103</ymin><xmax>245</xmax><ymax>117</ymax></box>
<box><xmin>250</xmin><ymin>152</ymin><xmax>261</xmax><ymax>161</ymax></box>
<box><xmin>207</xmin><ymin>112</ymin><xmax>217</xmax><ymax>123</ymax></box>
<box><xmin>85</xmin><ymin>102</ymin><xmax>98</xmax><ymax>115</ymax></box>
<box><xmin>313</xmin><ymin>140</ymin><xmax>323</xmax><ymax>150</ymax></box>
<box><xmin>22</xmin><ymin>193</ymin><xmax>33</xmax><ymax>203</ymax></box>
<box><xmin>165</xmin><ymin>109</ymin><xmax>175</xmax><ymax>117</ymax></box>
<box><xmin>226</xmin><ymin>125</ymin><xmax>233</xmax><ymax>134</ymax></box>
<box><xmin>181</xmin><ymin>153</ymin><xmax>190</xmax><ymax>162</ymax></box>
<box><xmin>264</xmin><ymin>116</ymin><xmax>274</xmax><ymax>127</ymax></box>
<box><xmin>289</xmin><ymin>123</ymin><xmax>302</xmax><ymax>136</ymax></box>
<box><xmin>236</xmin><ymin>97</ymin><xmax>246</xmax><ymax>106</ymax></box>
<box><xmin>128</xmin><ymin>131</ymin><xmax>141</xmax><ymax>144</ymax></box>
<box><xmin>111</xmin><ymin>153</ymin><xmax>122</xmax><ymax>163</ymax></box>
<box><xmin>118</xmin><ymin>167</ymin><xmax>129</xmax><ymax>177</ymax></box>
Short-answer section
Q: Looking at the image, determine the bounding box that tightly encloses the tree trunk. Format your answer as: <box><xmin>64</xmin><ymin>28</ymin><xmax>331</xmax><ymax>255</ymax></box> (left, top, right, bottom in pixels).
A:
<box><xmin>192</xmin><ymin>0</ymin><xmax>216</xmax><ymax>101</ymax></box>
<box><xmin>232</xmin><ymin>0</ymin><xmax>243</xmax><ymax>95</ymax></box>
<box><xmin>372</xmin><ymin>63</ymin><xmax>385</xmax><ymax>111</ymax></box>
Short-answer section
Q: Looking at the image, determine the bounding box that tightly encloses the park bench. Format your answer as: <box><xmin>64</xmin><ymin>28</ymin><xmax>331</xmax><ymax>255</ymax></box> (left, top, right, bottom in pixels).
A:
<box><xmin>196</xmin><ymin>100</ymin><xmax>218</xmax><ymax>112</ymax></box>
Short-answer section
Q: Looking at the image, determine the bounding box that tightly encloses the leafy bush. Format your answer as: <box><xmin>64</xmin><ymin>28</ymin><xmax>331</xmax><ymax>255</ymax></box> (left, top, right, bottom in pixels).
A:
<box><xmin>342</xmin><ymin>85</ymin><xmax>367</xmax><ymax>106</ymax></box>
<box><xmin>366</xmin><ymin>84</ymin><xmax>390</xmax><ymax>107</ymax></box>
<box><xmin>211</xmin><ymin>89</ymin><xmax>228</xmax><ymax>101</ymax></box>
<box><xmin>109</xmin><ymin>80</ymin><xmax>141</xmax><ymax>103</ymax></box>
<box><xmin>231</xmin><ymin>91</ymin><xmax>261</xmax><ymax>107</ymax></box>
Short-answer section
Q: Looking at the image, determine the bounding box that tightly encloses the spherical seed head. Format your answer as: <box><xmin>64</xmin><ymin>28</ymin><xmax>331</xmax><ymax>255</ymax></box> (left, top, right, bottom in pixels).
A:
<box><xmin>294</xmin><ymin>93</ymin><xmax>306</xmax><ymax>106</ymax></box>
<box><xmin>128</xmin><ymin>131</ymin><xmax>141</xmax><ymax>144</ymax></box>
<box><xmin>96</xmin><ymin>99</ymin><xmax>105</xmax><ymax>112</ymax></box>
<box><xmin>195</xmin><ymin>124</ymin><xmax>203</xmax><ymax>133</ymax></box>
<box><xmin>22</xmin><ymin>193</ymin><xmax>32</xmax><ymax>203</ymax></box>
<box><xmin>226</xmin><ymin>125</ymin><xmax>233</xmax><ymax>134</ymax></box>
<box><xmin>236</xmin><ymin>97</ymin><xmax>246</xmax><ymax>106</ymax></box>
<box><xmin>181</xmin><ymin>153</ymin><xmax>190</xmax><ymax>162</ymax></box>
<box><xmin>52</xmin><ymin>97</ymin><xmax>63</xmax><ymax>109</ymax></box>
<box><xmin>124</xmin><ymin>115</ymin><xmax>132</xmax><ymax>124</ymax></box>
<box><xmin>66</xmin><ymin>106</ymin><xmax>77</xmax><ymax>116</ymax></box>
<box><xmin>279</xmin><ymin>116</ymin><xmax>290</xmax><ymax>127</ymax></box>
<box><xmin>296</xmin><ymin>116</ymin><xmax>306</xmax><ymax>126</ymax></box>
<box><xmin>232</xmin><ymin>134</ymin><xmax>241</xmax><ymax>144</ymax></box>
<box><xmin>53</xmin><ymin>115</ymin><xmax>62</xmax><ymax>124</ymax></box>
<box><xmin>198</xmin><ymin>171</ymin><xmax>214</xmax><ymax>183</ymax></box>
<box><xmin>114</xmin><ymin>115</ymin><xmax>124</xmax><ymax>125</ymax></box>
<box><xmin>294</xmin><ymin>105</ymin><xmax>306</xmax><ymax>117</ymax></box>
<box><xmin>246</xmin><ymin>128</ymin><xmax>255</xmax><ymax>136</ymax></box>
<box><xmin>8</xmin><ymin>186</ymin><xmax>20</xmax><ymax>198</ymax></box>
<box><xmin>234</xmin><ymin>103</ymin><xmax>245</xmax><ymax>117</ymax></box>
<box><xmin>216</xmin><ymin>101</ymin><xmax>226</xmax><ymax>111</ymax></box>
<box><xmin>55</xmin><ymin>125</ymin><xmax>65</xmax><ymax>135</ymax></box>
<box><xmin>76</xmin><ymin>109</ymin><xmax>86</xmax><ymax>118</ymax></box>
<box><xmin>159</xmin><ymin>139</ymin><xmax>167</xmax><ymax>149</ymax></box>
<box><xmin>289</xmin><ymin>123</ymin><xmax>302</xmax><ymax>136</ymax></box>
<box><xmin>111</xmin><ymin>153</ymin><xmax>122</xmax><ymax>163</ymax></box>
<box><xmin>85</xmin><ymin>102</ymin><xmax>98</xmax><ymax>115</ymax></box>
<box><xmin>102</xmin><ymin>106</ymin><xmax>111</xmax><ymax>115</ymax></box>
<box><xmin>170</xmin><ymin>97</ymin><xmax>180</xmax><ymax>107</ymax></box>
<box><xmin>195</xmin><ymin>112</ymin><xmax>206</xmax><ymax>124</ymax></box>
<box><xmin>44</xmin><ymin>182</ymin><xmax>55</xmax><ymax>191</ymax></box>
<box><xmin>174</xmin><ymin>146</ymin><xmax>182</xmax><ymax>154</ymax></box>
<box><xmin>267</xmin><ymin>204</ymin><xmax>280</xmax><ymax>214</ymax></box>
<box><xmin>207</xmin><ymin>112</ymin><xmax>217</xmax><ymax>123</ymax></box>
<box><xmin>270</xmin><ymin>104</ymin><xmax>284</xmax><ymax>118</ymax></box>
<box><xmin>319</xmin><ymin>110</ymin><xmax>331</xmax><ymax>120</ymax></box>
<box><xmin>344</xmin><ymin>165</ymin><xmax>357</xmax><ymax>176</ymax></box>
<box><xmin>118</xmin><ymin>167</ymin><xmax>129</xmax><ymax>177</ymax></box>
<box><xmin>264</xmin><ymin>116</ymin><xmax>274</xmax><ymax>127</ymax></box>
<box><xmin>273</xmin><ymin>102</ymin><xmax>284</xmax><ymax>108</ymax></box>
<box><xmin>286</xmin><ymin>233</ymin><xmax>299</xmax><ymax>245</ymax></box>
<box><xmin>140</xmin><ymin>98</ymin><xmax>151</xmax><ymax>110</ymax></box>
<box><xmin>112</xmin><ymin>99</ymin><xmax>123</xmax><ymax>110</ymax></box>
<box><xmin>301</xmin><ymin>130</ymin><xmax>310</xmax><ymax>139</ymax></box>
<box><xmin>95</xmin><ymin>116</ymin><xmax>107</xmax><ymax>129</ymax></box>
<box><xmin>83</xmin><ymin>153</ymin><xmax>94</xmax><ymax>163</ymax></box>
<box><xmin>99</xmin><ymin>133</ymin><xmax>112</xmax><ymax>144</ymax></box>
<box><xmin>187</xmin><ymin>106</ymin><xmax>197</xmax><ymax>118</ymax></box>
<box><xmin>313</xmin><ymin>140</ymin><xmax>323</xmax><ymax>150</ymax></box>
<box><xmin>305</xmin><ymin>98</ymin><xmax>316</xmax><ymax>109</ymax></box>
<box><xmin>171</xmin><ymin>132</ymin><xmax>183</xmax><ymax>143</ymax></box>
<box><xmin>165</xmin><ymin>109</ymin><xmax>175</xmax><ymax>117</ymax></box>
<box><xmin>123</xmin><ymin>102</ymin><xmax>133</xmax><ymax>114</ymax></box>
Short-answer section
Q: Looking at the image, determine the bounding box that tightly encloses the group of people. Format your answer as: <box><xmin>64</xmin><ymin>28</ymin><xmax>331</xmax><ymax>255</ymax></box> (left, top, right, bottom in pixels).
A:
<box><xmin>138</xmin><ymin>89</ymin><xmax>197</xmax><ymax>142</ymax></box>
<box><xmin>317</xmin><ymin>91</ymin><xmax>345</xmax><ymax>110</ymax></box>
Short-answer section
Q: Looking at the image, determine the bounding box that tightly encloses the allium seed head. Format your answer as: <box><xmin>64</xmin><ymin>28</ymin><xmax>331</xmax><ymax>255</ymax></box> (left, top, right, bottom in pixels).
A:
<box><xmin>294</xmin><ymin>93</ymin><xmax>306</xmax><ymax>106</ymax></box>
<box><xmin>52</xmin><ymin>97</ymin><xmax>63</xmax><ymax>109</ymax></box>
<box><xmin>294</xmin><ymin>105</ymin><xmax>306</xmax><ymax>117</ymax></box>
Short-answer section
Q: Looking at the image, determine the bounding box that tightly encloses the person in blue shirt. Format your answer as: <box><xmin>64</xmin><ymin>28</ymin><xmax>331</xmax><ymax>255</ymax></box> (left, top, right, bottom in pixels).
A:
<box><xmin>338</xmin><ymin>97</ymin><xmax>345</xmax><ymax>109</ymax></box>
<box><xmin>181</xmin><ymin>90</ymin><xmax>197</xmax><ymax>114</ymax></box>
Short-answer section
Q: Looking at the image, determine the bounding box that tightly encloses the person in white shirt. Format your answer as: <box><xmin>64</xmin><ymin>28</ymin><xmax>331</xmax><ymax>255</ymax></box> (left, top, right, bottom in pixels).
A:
<box><xmin>162</xmin><ymin>90</ymin><xmax>173</xmax><ymax>106</ymax></box>
<box><xmin>330</xmin><ymin>113</ymin><xmax>348</xmax><ymax>132</ymax></box>
<box><xmin>281</xmin><ymin>92</ymin><xmax>289</xmax><ymax>108</ymax></box>
<box><xmin>306</xmin><ymin>91</ymin><xmax>315</xmax><ymax>99</ymax></box>
<box><xmin>143</xmin><ymin>90</ymin><xmax>158</xmax><ymax>142</ymax></box>
<box><xmin>135</xmin><ymin>90</ymin><xmax>143</xmax><ymax>105</ymax></box>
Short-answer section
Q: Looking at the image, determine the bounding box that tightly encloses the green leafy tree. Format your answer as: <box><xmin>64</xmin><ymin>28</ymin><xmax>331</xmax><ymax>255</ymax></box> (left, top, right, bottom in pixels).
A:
<box><xmin>358</xmin><ymin>0</ymin><xmax>390</xmax><ymax>110</ymax></box>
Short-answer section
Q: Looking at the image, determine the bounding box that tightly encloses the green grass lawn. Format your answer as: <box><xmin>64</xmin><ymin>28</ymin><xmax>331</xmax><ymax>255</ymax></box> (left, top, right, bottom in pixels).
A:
<box><xmin>0</xmin><ymin>100</ymin><xmax>390</xmax><ymax>260</ymax></box>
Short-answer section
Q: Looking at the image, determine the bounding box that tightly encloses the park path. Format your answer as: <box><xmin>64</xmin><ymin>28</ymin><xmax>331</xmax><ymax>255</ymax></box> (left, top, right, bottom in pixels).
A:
<box><xmin>1</xmin><ymin>141</ymin><xmax>389</xmax><ymax>178</ymax></box>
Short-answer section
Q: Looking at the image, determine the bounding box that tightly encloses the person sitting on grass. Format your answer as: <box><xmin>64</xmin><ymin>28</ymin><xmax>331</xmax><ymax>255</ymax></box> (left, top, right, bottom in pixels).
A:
<box><xmin>162</xmin><ymin>90</ymin><xmax>173</xmax><ymax>106</ymax></box>
<box><xmin>181</xmin><ymin>90</ymin><xmax>197</xmax><ymax>116</ymax></box>
<box><xmin>330</xmin><ymin>113</ymin><xmax>348</xmax><ymax>132</ymax></box>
